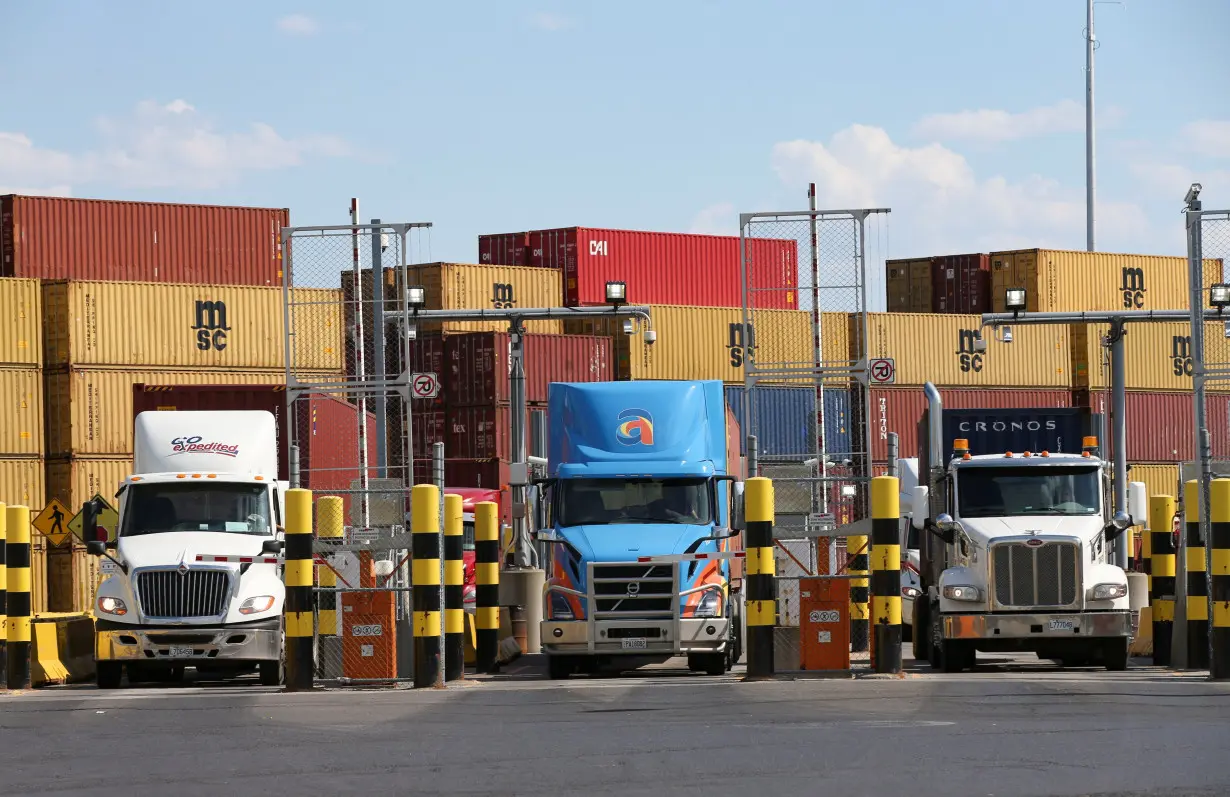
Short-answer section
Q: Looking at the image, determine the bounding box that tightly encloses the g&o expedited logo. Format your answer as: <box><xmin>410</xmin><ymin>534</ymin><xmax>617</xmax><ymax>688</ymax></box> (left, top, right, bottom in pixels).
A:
<box><xmin>170</xmin><ymin>435</ymin><xmax>240</xmax><ymax>458</ymax></box>
<box><xmin>615</xmin><ymin>409</ymin><xmax>654</xmax><ymax>446</ymax></box>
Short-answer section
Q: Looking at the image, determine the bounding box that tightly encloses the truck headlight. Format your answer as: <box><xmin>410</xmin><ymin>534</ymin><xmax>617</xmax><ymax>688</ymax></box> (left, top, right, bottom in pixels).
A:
<box><xmin>694</xmin><ymin>591</ymin><xmax>723</xmax><ymax>618</ymax></box>
<box><xmin>1090</xmin><ymin>583</ymin><xmax>1127</xmax><ymax>601</ymax></box>
<box><xmin>548</xmin><ymin>593</ymin><xmax>575</xmax><ymax>620</ymax></box>
<box><xmin>942</xmin><ymin>585</ymin><xmax>981</xmax><ymax>602</ymax></box>
<box><xmin>239</xmin><ymin>595</ymin><xmax>276</xmax><ymax>615</ymax></box>
<box><xmin>97</xmin><ymin>596</ymin><xmax>128</xmax><ymax>616</ymax></box>
<box><xmin>902</xmin><ymin>586</ymin><xmax>922</xmax><ymax>599</ymax></box>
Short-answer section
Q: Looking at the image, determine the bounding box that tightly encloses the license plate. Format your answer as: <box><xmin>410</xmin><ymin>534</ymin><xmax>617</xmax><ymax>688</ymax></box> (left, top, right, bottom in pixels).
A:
<box><xmin>1048</xmin><ymin>619</ymin><xmax>1075</xmax><ymax>632</ymax></box>
<box><xmin>621</xmin><ymin>638</ymin><xmax>647</xmax><ymax>650</ymax></box>
<box><xmin>168</xmin><ymin>646</ymin><xmax>195</xmax><ymax>658</ymax></box>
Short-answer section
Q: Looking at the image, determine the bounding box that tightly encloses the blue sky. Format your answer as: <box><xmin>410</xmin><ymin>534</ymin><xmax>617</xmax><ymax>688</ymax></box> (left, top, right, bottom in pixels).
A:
<box><xmin>2</xmin><ymin>0</ymin><xmax>1228</xmax><ymax>280</ymax></box>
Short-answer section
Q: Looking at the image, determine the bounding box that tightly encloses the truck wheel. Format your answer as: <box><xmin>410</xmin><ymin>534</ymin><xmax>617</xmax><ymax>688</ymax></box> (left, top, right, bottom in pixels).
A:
<box><xmin>727</xmin><ymin>596</ymin><xmax>745</xmax><ymax>668</ymax></box>
<box><xmin>259</xmin><ymin>660</ymin><xmax>283</xmax><ymax>686</ymax></box>
<box><xmin>1103</xmin><ymin>639</ymin><xmax>1129</xmax><ymax>672</ymax></box>
<box><xmin>547</xmin><ymin>655</ymin><xmax>573</xmax><ymax>680</ymax></box>
<box><xmin>96</xmin><ymin>662</ymin><xmax>123</xmax><ymax>689</ymax></box>
<box><xmin>911</xmin><ymin>600</ymin><xmax>929</xmax><ymax>662</ymax></box>
<box><xmin>689</xmin><ymin>652</ymin><xmax>726</xmax><ymax>676</ymax></box>
<box><xmin>939</xmin><ymin>640</ymin><xmax>971</xmax><ymax>673</ymax></box>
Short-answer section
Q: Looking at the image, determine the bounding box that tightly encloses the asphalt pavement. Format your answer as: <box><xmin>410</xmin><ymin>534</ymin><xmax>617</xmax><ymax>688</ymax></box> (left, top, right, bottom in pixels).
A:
<box><xmin>2</xmin><ymin>655</ymin><xmax>1228</xmax><ymax>797</ymax></box>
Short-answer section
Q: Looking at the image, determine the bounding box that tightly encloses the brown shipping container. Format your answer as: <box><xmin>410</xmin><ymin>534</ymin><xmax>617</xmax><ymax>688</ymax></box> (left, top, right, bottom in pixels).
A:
<box><xmin>932</xmin><ymin>254</ymin><xmax>992</xmax><ymax>314</ymax></box>
<box><xmin>1073</xmin><ymin>389</ymin><xmax>1230</xmax><ymax>463</ymax></box>
<box><xmin>564</xmin><ymin>305</ymin><xmax>815</xmax><ymax>383</ymax></box>
<box><xmin>0</xmin><ymin>368</ymin><xmax>43</xmax><ymax>456</ymax></box>
<box><xmin>445</xmin><ymin>405</ymin><xmax>550</xmax><ymax>461</ymax></box>
<box><xmin>1126</xmin><ymin>464</ymin><xmax>1180</xmax><ymax>502</ymax></box>
<box><xmin>885</xmin><ymin>259</ymin><xmax>933</xmax><ymax>313</ymax></box>
<box><xmin>861</xmin><ymin>312</ymin><xmax>1070</xmax><ymax>387</ymax></box>
<box><xmin>44</xmin><ymin>367</ymin><xmax>337</xmax><ymax>457</ymax></box>
<box><xmin>989</xmin><ymin>249</ymin><xmax>1223</xmax><ymax>313</ymax></box>
<box><xmin>45</xmin><ymin>456</ymin><xmax>133</xmax><ymax>514</ymax></box>
<box><xmin>444</xmin><ymin>332</ymin><xmax>612</xmax><ymax>406</ymax></box>
<box><xmin>42</xmin><ymin>281</ymin><xmax>343</xmax><ymax>371</ymax></box>
<box><xmin>0</xmin><ymin>278</ymin><xmax>42</xmax><ymax>366</ymax></box>
<box><xmin>866</xmin><ymin>387</ymin><xmax>1072</xmax><ymax>461</ymax></box>
<box><xmin>1</xmin><ymin>195</ymin><xmax>288</xmax><ymax>285</ymax></box>
<box><xmin>478</xmin><ymin>232</ymin><xmax>531</xmax><ymax>266</ymax></box>
<box><xmin>1072</xmin><ymin>320</ymin><xmax>1230</xmax><ymax>391</ymax></box>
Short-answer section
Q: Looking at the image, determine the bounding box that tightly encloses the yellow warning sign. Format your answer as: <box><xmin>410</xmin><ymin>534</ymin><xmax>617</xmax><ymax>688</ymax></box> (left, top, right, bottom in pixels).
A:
<box><xmin>32</xmin><ymin>499</ymin><xmax>72</xmax><ymax>547</ymax></box>
<box><xmin>68</xmin><ymin>494</ymin><xmax>120</xmax><ymax>545</ymax></box>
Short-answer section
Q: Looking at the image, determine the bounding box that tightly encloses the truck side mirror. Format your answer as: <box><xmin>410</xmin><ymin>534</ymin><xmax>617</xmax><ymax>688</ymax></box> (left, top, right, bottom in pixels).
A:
<box><xmin>932</xmin><ymin>513</ymin><xmax>958</xmax><ymax>545</ymax></box>
<box><xmin>1127</xmin><ymin>482</ymin><xmax>1147</xmax><ymax>529</ymax></box>
<box><xmin>731</xmin><ymin>482</ymin><xmax>746</xmax><ymax>531</ymax></box>
<box><xmin>911</xmin><ymin>486</ymin><xmax>928</xmax><ymax>531</ymax></box>
<box><xmin>86</xmin><ymin>540</ymin><xmax>107</xmax><ymax>557</ymax></box>
<box><xmin>261</xmin><ymin>539</ymin><xmax>285</xmax><ymax>555</ymax></box>
<box><xmin>1105</xmin><ymin>510</ymin><xmax>1132</xmax><ymax>541</ymax></box>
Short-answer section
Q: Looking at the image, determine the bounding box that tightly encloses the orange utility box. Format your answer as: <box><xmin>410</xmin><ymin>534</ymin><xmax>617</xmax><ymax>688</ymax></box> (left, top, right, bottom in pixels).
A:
<box><xmin>799</xmin><ymin>577</ymin><xmax>851</xmax><ymax>671</ymax></box>
<box><xmin>341</xmin><ymin>551</ymin><xmax>397</xmax><ymax>681</ymax></box>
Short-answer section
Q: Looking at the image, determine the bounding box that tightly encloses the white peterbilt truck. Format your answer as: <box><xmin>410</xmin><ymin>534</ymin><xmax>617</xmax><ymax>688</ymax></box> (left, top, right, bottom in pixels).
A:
<box><xmin>84</xmin><ymin>410</ymin><xmax>287</xmax><ymax>688</ymax></box>
<box><xmin>911</xmin><ymin>383</ymin><xmax>1139</xmax><ymax>672</ymax></box>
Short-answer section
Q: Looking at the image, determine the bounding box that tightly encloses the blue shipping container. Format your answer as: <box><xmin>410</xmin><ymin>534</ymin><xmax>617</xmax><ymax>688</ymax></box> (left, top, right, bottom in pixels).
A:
<box><xmin>724</xmin><ymin>386</ymin><xmax>851</xmax><ymax>458</ymax></box>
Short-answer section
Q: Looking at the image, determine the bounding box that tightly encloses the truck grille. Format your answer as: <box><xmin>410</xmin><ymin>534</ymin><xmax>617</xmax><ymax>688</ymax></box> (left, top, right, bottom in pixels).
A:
<box><xmin>992</xmin><ymin>541</ymin><xmax>1079</xmax><ymax>608</ymax></box>
<box><xmin>136</xmin><ymin>568</ymin><xmax>232</xmax><ymax>619</ymax></box>
<box><xmin>591</xmin><ymin>563</ymin><xmax>675</xmax><ymax>619</ymax></box>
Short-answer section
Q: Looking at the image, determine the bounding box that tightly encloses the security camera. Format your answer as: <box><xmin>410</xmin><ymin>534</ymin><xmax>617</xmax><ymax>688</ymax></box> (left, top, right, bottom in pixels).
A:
<box><xmin>1001</xmin><ymin>325</ymin><xmax>1014</xmax><ymax>344</ymax></box>
<box><xmin>972</xmin><ymin>335</ymin><xmax>988</xmax><ymax>353</ymax></box>
<box><xmin>406</xmin><ymin>323</ymin><xmax>418</xmax><ymax>341</ymax></box>
<box><xmin>1186</xmin><ymin>183</ymin><xmax>1202</xmax><ymax>206</ymax></box>
<box><xmin>644</xmin><ymin>329</ymin><xmax>657</xmax><ymax>345</ymax></box>
<box><xmin>622</xmin><ymin>319</ymin><xmax>635</xmax><ymax>336</ymax></box>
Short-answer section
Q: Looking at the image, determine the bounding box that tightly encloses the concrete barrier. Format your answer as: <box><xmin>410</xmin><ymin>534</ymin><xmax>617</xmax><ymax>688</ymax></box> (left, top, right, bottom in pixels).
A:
<box><xmin>31</xmin><ymin>612</ymin><xmax>95</xmax><ymax>687</ymax></box>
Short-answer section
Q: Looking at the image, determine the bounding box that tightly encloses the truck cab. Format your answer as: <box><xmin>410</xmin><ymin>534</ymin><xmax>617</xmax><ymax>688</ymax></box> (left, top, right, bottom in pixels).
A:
<box><xmin>535</xmin><ymin>380</ymin><xmax>746</xmax><ymax>679</ymax></box>
<box><xmin>85</xmin><ymin>411</ymin><xmax>287</xmax><ymax>688</ymax></box>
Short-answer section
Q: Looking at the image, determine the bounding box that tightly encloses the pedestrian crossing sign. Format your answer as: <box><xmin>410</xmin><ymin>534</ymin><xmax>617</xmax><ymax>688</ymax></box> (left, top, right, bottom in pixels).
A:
<box><xmin>32</xmin><ymin>498</ymin><xmax>72</xmax><ymax>547</ymax></box>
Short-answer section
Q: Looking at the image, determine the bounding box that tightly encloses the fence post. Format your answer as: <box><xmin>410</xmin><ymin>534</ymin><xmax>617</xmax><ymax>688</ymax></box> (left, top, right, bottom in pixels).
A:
<box><xmin>1185</xmin><ymin>480</ymin><xmax>1209</xmax><ymax>669</ymax></box>
<box><xmin>1210</xmin><ymin>479</ymin><xmax>1230</xmax><ymax>680</ymax></box>
<box><xmin>849</xmin><ymin>531</ymin><xmax>870</xmax><ymax>654</ymax></box>
<box><xmin>475</xmin><ymin>501</ymin><xmax>501</xmax><ymax>674</ymax></box>
<box><xmin>0</xmin><ymin>501</ymin><xmax>6</xmax><ymax>686</ymax></box>
<box><xmin>284</xmin><ymin>489</ymin><xmax>315</xmax><ymax>691</ymax></box>
<box><xmin>5</xmin><ymin>505</ymin><xmax>30</xmax><ymax>690</ymax></box>
<box><xmin>315</xmin><ymin>496</ymin><xmax>344</xmax><ymax>679</ymax></box>
<box><xmin>744</xmin><ymin>477</ymin><xmax>775</xmax><ymax>679</ymax></box>
<box><xmin>871</xmin><ymin>476</ymin><xmax>902</xmax><ymax>674</ymax></box>
<box><xmin>412</xmin><ymin>483</ymin><xmax>442</xmax><ymax>687</ymax></box>
<box><xmin>1150</xmin><ymin>494</ymin><xmax>1177</xmax><ymax>667</ymax></box>
<box><xmin>444</xmin><ymin>492</ymin><xmax>464</xmax><ymax>682</ymax></box>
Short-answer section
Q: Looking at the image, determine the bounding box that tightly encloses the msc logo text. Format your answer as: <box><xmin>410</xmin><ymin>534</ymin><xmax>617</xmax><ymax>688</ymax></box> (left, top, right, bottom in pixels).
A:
<box><xmin>727</xmin><ymin>323</ymin><xmax>757</xmax><ymax>368</ymax></box>
<box><xmin>1121</xmin><ymin>267</ymin><xmax>1147</xmax><ymax>309</ymax></box>
<box><xmin>1172</xmin><ymin>335</ymin><xmax>1193</xmax><ymax>377</ymax></box>
<box><xmin>193</xmin><ymin>300</ymin><xmax>231</xmax><ymax>352</ymax></box>
<box><xmin>956</xmin><ymin>329</ymin><xmax>983</xmax><ymax>373</ymax></box>
<box><xmin>491</xmin><ymin>283</ymin><xmax>516</xmax><ymax>309</ymax></box>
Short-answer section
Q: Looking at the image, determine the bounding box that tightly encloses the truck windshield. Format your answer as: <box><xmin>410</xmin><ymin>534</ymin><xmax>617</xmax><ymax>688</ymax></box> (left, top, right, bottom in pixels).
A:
<box><xmin>121</xmin><ymin>483</ymin><xmax>273</xmax><ymax>537</ymax></box>
<box><xmin>557</xmin><ymin>478</ymin><xmax>712</xmax><ymax>527</ymax></box>
<box><xmin>957</xmin><ymin>466</ymin><xmax>1100</xmax><ymax>518</ymax></box>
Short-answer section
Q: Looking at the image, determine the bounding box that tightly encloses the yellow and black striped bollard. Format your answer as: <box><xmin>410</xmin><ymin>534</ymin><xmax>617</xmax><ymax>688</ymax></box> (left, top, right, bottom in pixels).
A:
<box><xmin>1150</xmin><ymin>494</ymin><xmax>1177</xmax><ymax>667</ymax></box>
<box><xmin>444</xmin><ymin>493</ymin><xmax>465</xmax><ymax>682</ymax></box>
<box><xmin>6</xmin><ymin>505</ymin><xmax>31</xmax><ymax>690</ymax></box>
<box><xmin>475</xmin><ymin>501</ymin><xmax>501</xmax><ymax>674</ymax></box>
<box><xmin>1185</xmin><ymin>480</ymin><xmax>1209</xmax><ymax>669</ymax></box>
<box><xmin>849</xmin><ymin>531</ymin><xmax>870</xmax><ymax>653</ymax></box>
<box><xmin>1210</xmin><ymin>479</ymin><xmax>1230</xmax><ymax>680</ymax></box>
<box><xmin>413</xmin><ymin>484</ymin><xmax>442</xmax><ymax>688</ymax></box>
<box><xmin>316</xmin><ymin>496</ymin><xmax>344</xmax><ymax>679</ymax></box>
<box><xmin>0</xmin><ymin>501</ymin><xmax>7</xmax><ymax>685</ymax></box>
<box><xmin>745</xmin><ymin>477</ymin><xmax>775</xmax><ymax>679</ymax></box>
<box><xmin>284</xmin><ymin>489</ymin><xmax>315</xmax><ymax>691</ymax></box>
<box><xmin>871</xmin><ymin>476</ymin><xmax>902</xmax><ymax>674</ymax></box>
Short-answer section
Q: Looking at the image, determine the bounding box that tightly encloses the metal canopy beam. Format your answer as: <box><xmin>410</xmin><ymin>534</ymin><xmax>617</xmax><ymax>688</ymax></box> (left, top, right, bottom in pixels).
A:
<box><xmin>380</xmin><ymin>305</ymin><xmax>653</xmax><ymax>324</ymax></box>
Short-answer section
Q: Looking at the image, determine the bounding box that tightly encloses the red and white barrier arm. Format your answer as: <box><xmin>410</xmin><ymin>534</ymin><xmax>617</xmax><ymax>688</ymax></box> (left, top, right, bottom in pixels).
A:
<box><xmin>194</xmin><ymin>554</ymin><xmax>282</xmax><ymax>565</ymax></box>
<box><xmin>634</xmin><ymin>551</ymin><xmax>746</xmax><ymax>564</ymax></box>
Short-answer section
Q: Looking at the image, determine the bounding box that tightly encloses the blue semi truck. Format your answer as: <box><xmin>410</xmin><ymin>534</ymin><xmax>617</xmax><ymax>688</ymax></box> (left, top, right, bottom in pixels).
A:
<box><xmin>534</xmin><ymin>380</ymin><xmax>747</xmax><ymax>679</ymax></box>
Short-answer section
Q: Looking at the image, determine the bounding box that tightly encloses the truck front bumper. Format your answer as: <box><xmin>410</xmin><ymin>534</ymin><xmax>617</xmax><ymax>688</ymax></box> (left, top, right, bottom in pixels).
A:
<box><xmin>95</xmin><ymin>618</ymin><xmax>281</xmax><ymax>663</ymax></box>
<box><xmin>942</xmin><ymin>611</ymin><xmax>1131</xmax><ymax>641</ymax></box>
<box><xmin>542</xmin><ymin>618</ymin><xmax>730</xmax><ymax>656</ymax></box>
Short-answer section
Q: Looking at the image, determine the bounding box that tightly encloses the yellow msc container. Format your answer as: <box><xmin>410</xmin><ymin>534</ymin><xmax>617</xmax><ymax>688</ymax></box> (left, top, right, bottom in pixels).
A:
<box><xmin>1126</xmin><ymin>464</ymin><xmax>1180</xmax><ymax>505</ymax></box>
<box><xmin>42</xmin><ymin>280</ymin><xmax>343</xmax><ymax>371</ymax></box>
<box><xmin>412</xmin><ymin>263</ymin><xmax>564</xmax><ymax>334</ymax></box>
<box><xmin>0</xmin><ymin>368</ymin><xmax>43</xmax><ymax>456</ymax></box>
<box><xmin>885</xmin><ymin>258</ymin><xmax>933</xmax><ymax>313</ymax></box>
<box><xmin>45</xmin><ymin>456</ymin><xmax>134</xmax><ymax>515</ymax></box>
<box><xmin>0</xmin><ymin>277</ymin><xmax>42</xmax><ymax>366</ymax></box>
<box><xmin>1073</xmin><ymin>320</ymin><xmax>1229</xmax><ymax>391</ymax></box>
<box><xmin>860</xmin><ymin>312</ymin><xmax>1071</xmax><ymax>387</ymax></box>
<box><xmin>0</xmin><ymin>455</ymin><xmax>45</xmax><ymax>511</ymax></box>
<box><xmin>989</xmin><ymin>249</ymin><xmax>1223</xmax><ymax>313</ymax></box>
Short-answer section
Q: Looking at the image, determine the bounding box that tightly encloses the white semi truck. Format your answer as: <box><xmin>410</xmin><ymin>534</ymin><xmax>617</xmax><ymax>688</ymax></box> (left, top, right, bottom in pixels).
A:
<box><xmin>911</xmin><ymin>384</ymin><xmax>1138</xmax><ymax>672</ymax></box>
<box><xmin>84</xmin><ymin>410</ymin><xmax>288</xmax><ymax>688</ymax></box>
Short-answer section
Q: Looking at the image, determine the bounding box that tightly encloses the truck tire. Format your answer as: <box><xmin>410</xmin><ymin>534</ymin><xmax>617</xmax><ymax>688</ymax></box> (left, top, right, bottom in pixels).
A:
<box><xmin>689</xmin><ymin>652</ymin><xmax>726</xmax><ymax>676</ymax></box>
<box><xmin>259</xmin><ymin>660</ymin><xmax>283</xmax><ymax>686</ymax></box>
<box><xmin>939</xmin><ymin>640</ymin><xmax>972</xmax><ymax>673</ymax></box>
<box><xmin>96</xmin><ymin>661</ymin><xmax>123</xmax><ymax>689</ymax></box>
<box><xmin>547</xmin><ymin>655</ymin><xmax>574</xmax><ymax>680</ymax></box>
<box><xmin>727</xmin><ymin>595</ymin><xmax>744</xmax><ymax>669</ymax></box>
<box><xmin>1103</xmin><ymin>639</ymin><xmax>1129</xmax><ymax>671</ymax></box>
<box><xmin>911</xmin><ymin>600</ymin><xmax>929</xmax><ymax>662</ymax></box>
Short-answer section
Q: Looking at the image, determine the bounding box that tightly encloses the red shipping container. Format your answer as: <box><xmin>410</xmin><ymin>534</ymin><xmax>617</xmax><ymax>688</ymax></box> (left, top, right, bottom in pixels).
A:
<box><xmin>412</xmin><ymin>410</ymin><xmax>446</xmax><ymax>458</ymax></box>
<box><xmin>443</xmin><ymin>458</ymin><xmax>512</xmax><ymax>525</ymax></box>
<box><xmin>3</xmin><ymin>195</ymin><xmax>288</xmax><ymax>285</ymax></box>
<box><xmin>445</xmin><ymin>405</ymin><xmax>550</xmax><ymax>460</ymax></box>
<box><xmin>1073</xmin><ymin>389</ymin><xmax>1230</xmax><ymax>462</ymax></box>
<box><xmin>931</xmin><ymin>254</ymin><xmax>991</xmax><ymax>314</ymax></box>
<box><xmin>523</xmin><ymin>227</ymin><xmax>798</xmax><ymax>309</ymax></box>
<box><xmin>445</xmin><ymin>332</ymin><xmax>612</xmax><ymax>406</ymax></box>
<box><xmin>478</xmin><ymin>232</ymin><xmax>531</xmax><ymax>266</ymax></box>
<box><xmin>866</xmin><ymin>387</ymin><xmax>1072</xmax><ymax>461</ymax></box>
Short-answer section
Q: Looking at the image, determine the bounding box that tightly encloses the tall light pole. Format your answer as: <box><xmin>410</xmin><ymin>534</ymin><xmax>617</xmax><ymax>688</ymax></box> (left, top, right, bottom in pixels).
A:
<box><xmin>1085</xmin><ymin>0</ymin><xmax>1096</xmax><ymax>252</ymax></box>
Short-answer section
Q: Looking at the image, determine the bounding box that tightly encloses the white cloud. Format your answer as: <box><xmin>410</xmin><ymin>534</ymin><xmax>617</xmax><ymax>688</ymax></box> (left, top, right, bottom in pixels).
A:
<box><xmin>912</xmin><ymin>99</ymin><xmax>1124</xmax><ymax>144</ymax></box>
<box><xmin>771</xmin><ymin>124</ymin><xmax>1154</xmax><ymax>257</ymax></box>
<box><xmin>688</xmin><ymin>202</ymin><xmax>736</xmax><ymax>235</ymax></box>
<box><xmin>0</xmin><ymin>100</ymin><xmax>351</xmax><ymax>194</ymax></box>
<box><xmin>530</xmin><ymin>12</ymin><xmax>572</xmax><ymax>31</ymax></box>
<box><xmin>277</xmin><ymin>14</ymin><xmax>320</xmax><ymax>36</ymax></box>
<box><xmin>1182</xmin><ymin>120</ymin><xmax>1230</xmax><ymax>159</ymax></box>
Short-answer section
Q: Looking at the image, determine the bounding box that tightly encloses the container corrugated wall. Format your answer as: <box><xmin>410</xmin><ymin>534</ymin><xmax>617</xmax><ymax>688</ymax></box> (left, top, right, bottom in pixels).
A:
<box><xmin>0</xmin><ymin>368</ymin><xmax>43</xmax><ymax>455</ymax></box>
<box><xmin>1126</xmin><ymin>464</ymin><xmax>1180</xmax><ymax>502</ymax></box>
<box><xmin>0</xmin><ymin>278</ymin><xmax>42</xmax><ymax>366</ymax></box>
<box><xmin>45</xmin><ymin>456</ymin><xmax>133</xmax><ymax>513</ymax></box>
<box><xmin>861</xmin><ymin>313</ymin><xmax>1071</xmax><ymax>387</ymax></box>
<box><xmin>42</xmin><ymin>281</ymin><xmax>343</xmax><ymax>371</ymax></box>
<box><xmin>989</xmin><ymin>249</ymin><xmax>1223</xmax><ymax>313</ymax></box>
<box><xmin>932</xmin><ymin>254</ymin><xmax>991</xmax><ymax>314</ymax></box>
<box><xmin>1073</xmin><ymin>320</ymin><xmax>1228</xmax><ymax>391</ymax></box>
<box><xmin>444</xmin><ymin>332</ymin><xmax>612</xmax><ymax>406</ymax></box>
<box><xmin>721</xmin><ymin>385</ymin><xmax>854</xmax><ymax>458</ymax></box>
<box><xmin>885</xmin><ymin>259</ymin><xmax>932</xmax><ymax>313</ymax></box>
<box><xmin>478</xmin><ymin>232</ymin><xmax>531</xmax><ymax>266</ymax></box>
<box><xmin>1074</xmin><ymin>389</ymin><xmax>1230</xmax><ymax>462</ymax></box>
<box><xmin>414</xmin><ymin>263</ymin><xmax>563</xmax><ymax>334</ymax></box>
<box><xmin>0</xmin><ymin>456</ymin><xmax>45</xmax><ymax>510</ymax></box>
<box><xmin>1</xmin><ymin>195</ymin><xmax>288</xmax><ymax>285</ymax></box>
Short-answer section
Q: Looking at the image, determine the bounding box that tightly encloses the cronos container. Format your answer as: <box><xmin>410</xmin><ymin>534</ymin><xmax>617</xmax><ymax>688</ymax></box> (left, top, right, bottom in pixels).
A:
<box><xmin>0</xmin><ymin>277</ymin><xmax>42</xmax><ymax>366</ymax></box>
<box><xmin>931</xmin><ymin>254</ymin><xmax>991</xmax><ymax>314</ymax></box>
<box><xmin>860</xmin><ymin>312</ymin><xmax>1071</xmax><ymax>388</ymax></box>
<box><xmin>524</xmin><ymin>227</ymin><xmax>798</xmax><ymax>309</ymax></box>
<box><xmin>1072</xmin><ymin>320</ymin><xmax>1229</xmax><ymax>391</ymax></box>
<box><xmin>1073</xmin><ymin>389</ymin><xmax>1230</xmax><ymax>462</ymax></box>
<box><xmin>864</xmin><ymin>386</ymin><xmax>1073</xmax><ymax>461</ymax></box>
<box><xmin>989</xmin><ymin>248</ymin><xmax>1223</xmax><ymax>313</ymax></box>
<box><xmin>42</xmin><ymin>281</ymin><xmax>343</xmax><ymax>371</ymax></box>
<box><xmin>478</xmin><ymin>232</ymin><xmax>531</xmax><ymax>266</ymax></box>
<box><xmin>885</xmin><ymin>258</ymin><xmax>932</xmax><ymax>313</ymax></box>
<box><xmin>444</xmin><ymin>332</ymin><xmax>612</xmax><ymax>406</ymax></box>
<box><xmin>1</xmin><ymin>195</ymin><xmax>288</xmax><ymax>285</ymax></box>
